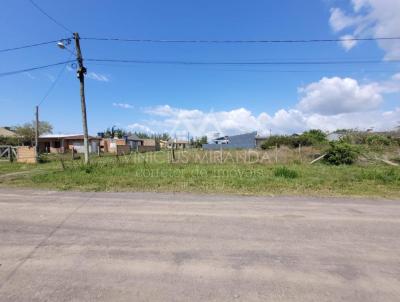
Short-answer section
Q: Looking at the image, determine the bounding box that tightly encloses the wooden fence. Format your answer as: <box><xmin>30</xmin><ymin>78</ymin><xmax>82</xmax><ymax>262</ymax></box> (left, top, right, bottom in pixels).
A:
<box><xmin>0</xmin><ymin>146</ymin><xmax>17</xmax><ymax>162</ymax></box>
<box><xmin>0</xmin><ymin>146</ymin><xmax>37</xmax><ymax>163</ymax></box>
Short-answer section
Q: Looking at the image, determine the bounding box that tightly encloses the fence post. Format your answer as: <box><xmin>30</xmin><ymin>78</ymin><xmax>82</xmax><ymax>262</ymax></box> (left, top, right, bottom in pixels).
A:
<box><xmin>299</xmin><ymin>143</ymin><xmax>302</xmax><ymax>162</ymax></box>
<box><xmin>8</xmin><ymin>146</ymin><xmax>13</xmax><ymax>162</ymax></box>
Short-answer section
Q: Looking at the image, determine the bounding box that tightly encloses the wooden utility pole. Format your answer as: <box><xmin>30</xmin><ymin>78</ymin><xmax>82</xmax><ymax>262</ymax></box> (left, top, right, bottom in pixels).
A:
<box><xmin>74</xmin><ymin>32</ymin><xmax>90</xmax><ymax>164</ymax></box>
<box><xmin>35</xmin><ymin>105</ymin><xmax>39</xmax><ymax>158</ymax></box>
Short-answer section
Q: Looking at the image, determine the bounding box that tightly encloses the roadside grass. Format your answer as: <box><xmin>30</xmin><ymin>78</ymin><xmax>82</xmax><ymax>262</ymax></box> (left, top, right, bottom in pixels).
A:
<box><xmin>274</xmin><ymin>166</ymin><xmax>299</xmax><ymax>179</ymax></box>
<box><xmin>0</xmin><ymin>162</ymin><xmax>37</xmax><ymax>175</ymax></box>
<box><xmin>0</xmin><ymin>152</ymin><xmax>399</xmax><ymax>198</ymax></box>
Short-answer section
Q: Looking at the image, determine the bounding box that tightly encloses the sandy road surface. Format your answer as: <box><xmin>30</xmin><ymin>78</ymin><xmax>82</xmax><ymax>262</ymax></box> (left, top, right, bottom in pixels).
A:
<box><xmin>0</xmin><ymin>189</ymin><xmax>399</xmax><ymax>301</ymax></box>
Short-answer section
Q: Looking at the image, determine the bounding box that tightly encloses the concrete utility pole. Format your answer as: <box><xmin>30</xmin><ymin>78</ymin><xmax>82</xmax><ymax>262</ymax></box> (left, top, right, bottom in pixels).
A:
<box><xmin>73</xmin><ymin>32</ymin><xmax>90</xmax><ymax>164</ymax></box>
<box><xmin>35</xmin><ymin>106</ymin><xmax>39</xmax><ymax>158</ymax></box>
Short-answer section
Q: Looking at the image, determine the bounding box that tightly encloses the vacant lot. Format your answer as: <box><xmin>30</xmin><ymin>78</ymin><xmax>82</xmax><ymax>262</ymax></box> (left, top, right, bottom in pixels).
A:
<box><xmin>0</xmin><ymin>189</ymin><xmax>399</xmax><ymax>301</ymax></box>
<box><xmin>0</xmin><ymin>150</ymin><xmax>399</xmax><ymax>198</ymax></box>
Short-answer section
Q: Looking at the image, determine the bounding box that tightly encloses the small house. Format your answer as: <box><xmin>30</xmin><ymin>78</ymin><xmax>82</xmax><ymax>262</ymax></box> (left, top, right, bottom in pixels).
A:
<box><xmin>140</xmin><ymin>139</ymin><xmax>156</xmax><ymax>152</ymax></box>
<box><xmin>165</xmin><ymin>139</ymin><xmax>189</xmax><ymax>149</ymax></box>
<box><xmin>126</xmin><ymin>134</ymin><xmax>144</xmax><ymax>150</ymax></box>
<box><xmin>39</xmin><ymin>134</ymin><xmax>101</xmax><ymax>154</ymax></box>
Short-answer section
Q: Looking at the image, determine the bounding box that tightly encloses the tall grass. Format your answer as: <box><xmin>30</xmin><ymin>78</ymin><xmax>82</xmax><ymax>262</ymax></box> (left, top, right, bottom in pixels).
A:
<box><xmin>274</xmin><ymin>167</ymin><xmax>299</xmax><ymax>179</ymax></box>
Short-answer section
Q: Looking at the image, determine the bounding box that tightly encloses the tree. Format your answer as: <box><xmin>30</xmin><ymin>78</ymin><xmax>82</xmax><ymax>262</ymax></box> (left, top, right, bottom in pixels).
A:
<box><xmin>157</xmin><ymin>133</ymin><xmax>171</xmax><ymax>141</ymax></box>
<box><xmin>191</xmin><ymin>136</ymin><xmax>208</xmax><ymax>148</ymax></box>
<box><xmin>14</xmin><ymin>121</ymin><xmax>53</xmax><ymax>145</ymax></box>
<box><xmin>134</xmin><ymin>132</ymin><xmax>151</xmax><ymax>139</ymax></box>
<box><xmin>103</xmin><ymin>126</ymin><xmax>127</xmax><ymax>138</ymax></box>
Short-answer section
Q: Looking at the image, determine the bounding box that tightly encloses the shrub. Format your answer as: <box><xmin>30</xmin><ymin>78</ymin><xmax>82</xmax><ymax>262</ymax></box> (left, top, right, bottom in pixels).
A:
<box><xmin>301</xmin><ymin>129</ymin><xmax>327</xmax><ymax>145</ymax></box>
<box><xmin>366</xmin><ymin>134</ymin><xmax>391</xmax><ymax>146</ymax></box>
<box><xmin>261</xmin><ymin>135</ymin><xmax>306</xmax><ymax>149</ymax></box>
<box><xmin>0</xmin><ymin>136</ymin><xmax>21</xmax><ymax>146</ymax></box>
<box><xmin>274</xmin><ymin>166</ymin><xmax>298</xmax><ymax>179</ymax></box>
<box><xmin>261</xmin><ymin>135</ymin><xmax>288</xmax><ymax>149</ymax></box>
<box><xmin>260</xmin><ymin>130</ymin><xmax>327</xmax><ymax>150</ymax></box>
<box><xmin>339</xmin><ymin>132</ymin><xmax>369</xmax><ymax>144</ymax></box>
<box><xmin>324</xmin><ymin>142</ymin><xmax>359</xmax><ymax>165</ymax></box>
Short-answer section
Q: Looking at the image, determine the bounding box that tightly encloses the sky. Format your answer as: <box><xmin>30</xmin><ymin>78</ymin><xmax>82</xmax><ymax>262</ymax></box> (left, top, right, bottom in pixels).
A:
<box><xmin>0</xmin><ymin>0</ymin><xmax>399</xmax><ymax>138</ymax></box>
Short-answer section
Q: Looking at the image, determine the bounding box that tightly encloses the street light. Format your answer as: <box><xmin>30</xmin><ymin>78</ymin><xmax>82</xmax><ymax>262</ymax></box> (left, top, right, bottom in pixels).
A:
<box><xmin>57</xmin><ymin>41</ymin><xmax>65</xmax><ymax>49</ymax></box>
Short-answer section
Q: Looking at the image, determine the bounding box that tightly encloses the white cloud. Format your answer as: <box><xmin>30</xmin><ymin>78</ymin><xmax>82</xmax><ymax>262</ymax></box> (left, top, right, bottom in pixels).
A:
<box><xmin>297</xmin><ymin>77</ymin><xmax>383</xmax><ymax>115</ymax></box>
<box><xmin>144</xmin><ymin>105</ymin><xmax>176</xmax><ymax>116</ymax></box>
<box><xmin>87</xmin><ymin>72</ymin><xmax>109</xmax><ymax>82</ymax></box>
<box><xmin>329</xmin><ymin>0</ymin><xmax>400</xmax><ymax>59</ymax></box>
<box><xmin>113</xmin><ymin>102</ymin><xmax>134</xmax><ymax>109</ymax></box>
<box><xmin>137</xmin><ymin>105</ymin><xmax>400</xmax><ymax>138</ymax></box>
<box><xmin>329</xmin><ymin>8</ymin><xmax>362</xmax><ymax>32</ymax></box>
<box><xmin>124</xmin><ymin>74</ymin><xmax>400</xmax><ymax>137</ymax></box>
<box><xmin>376</xmin><ymin>73</ymin><xmax>400</xmax><ymax>93</ymax></box>
<box><xmin>127</xmin><ymin>123</ymin><xmax>153</xmax><ymax>133</ymax></box>
<box><xmin>340</xmin><ymin>34</ymin><xmax>358</xmax><ymax>50</ymax></box>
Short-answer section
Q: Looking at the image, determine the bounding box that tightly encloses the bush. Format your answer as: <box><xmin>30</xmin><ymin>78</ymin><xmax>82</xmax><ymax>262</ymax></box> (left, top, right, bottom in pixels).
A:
<box><xmin>339</xmin><ymin>132</ymin><xmax>369</xmax><ymax>144</ymax></box>
<box><xmin>301</xmin><ymin>129</ymin><xmax>327</xmax><ymax>145</ymax></box>
<box><xmin>260</xmin><ymin>129</ymin><xmax>327</xmax><ymax>150</ymax></box>
<box><xmin>261</xmin><ymin>135</ymin><xmax>290</xmax><ymax>149</ymax></box>
<box><xmin>261</xmin><ymin>135</ymin><xmax>306</xmax><ymax>149</ymax></box>
<box><xmin>324</xmin><ymin>142</ymin><xmax>359</xmax><ymax>165</ymax></box>
<box><xmin>366</xmin><ymin>134</ymin><xmax>391</xmax><ymax>146</ymax></box>
<box><xmin>0</xmin><ymin>135</ymin><xmax>21</xmax><ymax>146</ymax></box>
<box><xmin>274</xmin><ymin>166</ymin><xmax>298</xmax><ymax>179</ymax></box>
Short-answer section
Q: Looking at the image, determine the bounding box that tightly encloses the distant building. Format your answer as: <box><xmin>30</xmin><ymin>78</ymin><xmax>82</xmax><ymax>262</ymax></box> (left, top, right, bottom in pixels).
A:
<box><xmin>39</xmin><ymin>134</ymin><xmax>101</xmax><ymax>154</ymax></box>
<box><xmin>327</xmin><ymin>133</ymin><xmax>343</xmax><ymax>142</ymax></box>
<box><xmin>164</xmin><ymin>139</ymin><xmax>189</xmax><ymax>149</ymax></box>
<box><xmin>159</xmin><ymin>140</ymin><xmax>168</xmax><ymax>149</ymax></box>
<box><xmin>202</xmin><ymin>131</ymin><xmax>257</xmax><ymax>150</ymax></box>
<box><xmin>0</xmin><ymin>127</ymin><xmax>17</xmax><ymax>138</ymax></box>
<box><xmin>141</xmin><ymin>138</ymin><xmax>157</xmax><ymax>152</ymax></box>
<box><xmin>101</xmin><ymin>137</ymin><xmax>127</xmax><ymax>153</ymax></box>
<box><xmin>255</xmin><ymin>135</ymin><xmax>269</xmax><ymax>148</ymax></box>
<box><xmin>101</xmin><ymin>134</ymin><xmax>156</xmax><ymax>153</ymax></box>
<box><xmin>126</xmin><ymin>134</ymin><xmax>143</xmax><ymax>150</ymax></box>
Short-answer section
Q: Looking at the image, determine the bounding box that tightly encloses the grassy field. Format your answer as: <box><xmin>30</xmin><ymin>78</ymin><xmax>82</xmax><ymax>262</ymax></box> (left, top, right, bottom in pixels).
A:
<box><xmin>1</xmin><ymin>149</ymin><xmax>399</xmax><ymax>198</ymax></box>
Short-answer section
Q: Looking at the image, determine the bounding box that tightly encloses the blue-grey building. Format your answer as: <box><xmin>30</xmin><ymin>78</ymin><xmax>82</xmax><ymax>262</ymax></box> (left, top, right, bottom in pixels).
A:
<box><xmin>202</xmin><ymin>131</ymin><xmax>257</xmax><ymax>150</ymax></box>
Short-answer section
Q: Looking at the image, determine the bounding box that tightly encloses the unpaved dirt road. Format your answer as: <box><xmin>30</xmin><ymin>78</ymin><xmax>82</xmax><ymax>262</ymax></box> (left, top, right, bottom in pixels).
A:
<box><xmin>0</xmin><ymin>189</ymin><xmax>399</xmax><ymax>301</ymax></box>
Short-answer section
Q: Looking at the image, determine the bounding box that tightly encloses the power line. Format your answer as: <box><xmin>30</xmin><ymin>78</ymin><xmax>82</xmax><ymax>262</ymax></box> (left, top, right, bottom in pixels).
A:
<box><xmin>86</xmin><ymin>58</ymin><xmax>400</xmax><ymax>66</ymax></box>
<box><xmin>88</xmin><ymin>62</ymin><xmax>397</xmax><ymax>74</ymax></box>
<box><xmin>82</xmin><ymin>36</ymin><xmax>400</xmax><ymax>44</ymax></box>
<box><xmin>0</xmin><ymin>60</ymin><xmax>75</xmax><ymax>78</ymax></box>
<box><xmin>38</xmin><ymin>55</ymin><xmax>73</xmax><ymax>106</ymax></box>
<box><xmin>28</xmin><ymin>0</ymin><xmax>73</xmax><ymax>34</ymax></box>
<box><xmin>0</xmin><ymin>39</ymin><xmax>69</xmax><ymax>53</ymax></box>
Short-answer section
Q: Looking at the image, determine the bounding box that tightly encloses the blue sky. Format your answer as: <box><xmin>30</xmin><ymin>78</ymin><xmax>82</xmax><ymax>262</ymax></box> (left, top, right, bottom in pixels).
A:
<box><xmin>1</xmin><ymin>0</ymin><xmax>399</xmax><ymax>137</ymax></box>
